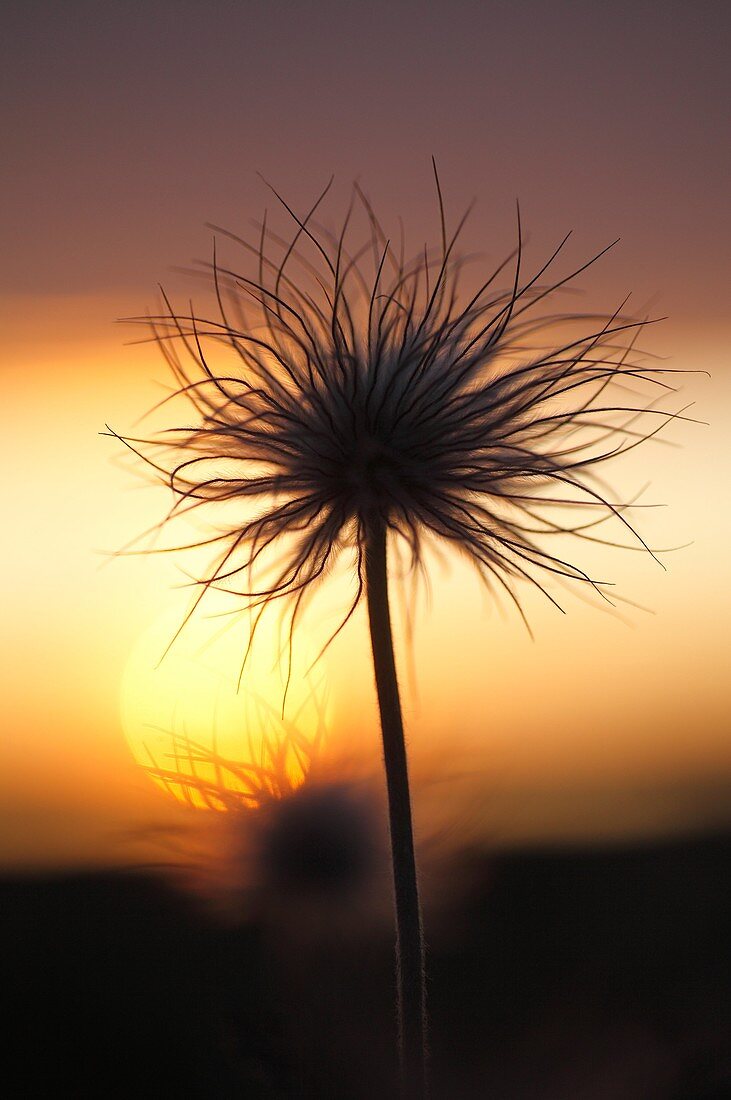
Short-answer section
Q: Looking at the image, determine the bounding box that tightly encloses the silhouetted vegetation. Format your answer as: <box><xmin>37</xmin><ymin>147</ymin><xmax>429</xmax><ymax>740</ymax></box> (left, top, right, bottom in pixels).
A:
<box><xmin>4</xmin><ymin>833</ymin><xmax>729</xmax><ymax>1097</ymax></box>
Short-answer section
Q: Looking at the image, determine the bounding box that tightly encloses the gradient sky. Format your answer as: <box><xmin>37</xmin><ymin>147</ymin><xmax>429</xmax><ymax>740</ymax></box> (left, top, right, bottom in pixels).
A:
<box><xmin>2</xmin><ymin>1</ymin><xmax>730</xmax><ymax>867</ymax></box>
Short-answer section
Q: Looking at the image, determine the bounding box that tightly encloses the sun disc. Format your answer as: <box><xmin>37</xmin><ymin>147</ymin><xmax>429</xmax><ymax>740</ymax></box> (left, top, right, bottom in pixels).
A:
<box><xmin>120</xmin><ymin>600</ymin><xmax>326</xmax><ymax>809</ymax></box>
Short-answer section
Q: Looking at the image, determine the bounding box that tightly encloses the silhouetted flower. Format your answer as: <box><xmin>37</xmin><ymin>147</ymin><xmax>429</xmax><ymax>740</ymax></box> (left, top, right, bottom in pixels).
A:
<box><xmin>112</xmin><ymin>175</ymin><xmax>682</xmax><ymax>640</ymax></box>
<box><xmin>109</xmin><ymin>167</ymin><xmax>687</xmax><ymax>1095</ymax></box>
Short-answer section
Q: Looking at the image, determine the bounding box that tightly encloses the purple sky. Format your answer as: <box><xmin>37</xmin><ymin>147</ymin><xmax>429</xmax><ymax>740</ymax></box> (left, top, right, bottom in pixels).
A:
<box><xmin>3</xmin><ymin>1</ymin><xmax>729</xmax><ymax>331</ymax></box>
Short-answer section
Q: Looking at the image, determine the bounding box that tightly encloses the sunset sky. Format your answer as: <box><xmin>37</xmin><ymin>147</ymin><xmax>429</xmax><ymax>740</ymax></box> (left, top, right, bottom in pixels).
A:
<box><xmin>2</xmin><ymin>1</ymin><xmax>729</xmax><ymax>869</ymax></box>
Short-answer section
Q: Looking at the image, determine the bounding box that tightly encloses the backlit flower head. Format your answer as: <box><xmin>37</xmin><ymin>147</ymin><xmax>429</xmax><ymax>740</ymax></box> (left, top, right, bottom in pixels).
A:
<box><xmin>111</xmin><ymin>167</ymin><xmax>687</xmax><ymax>648</ymax></box>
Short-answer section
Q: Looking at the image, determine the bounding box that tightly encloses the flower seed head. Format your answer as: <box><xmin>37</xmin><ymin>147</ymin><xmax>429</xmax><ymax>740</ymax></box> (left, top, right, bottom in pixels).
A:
<box><xmin>112</xmin><ymin>171</ymin><xmax>688</xmax><ymax>641</ymax></box>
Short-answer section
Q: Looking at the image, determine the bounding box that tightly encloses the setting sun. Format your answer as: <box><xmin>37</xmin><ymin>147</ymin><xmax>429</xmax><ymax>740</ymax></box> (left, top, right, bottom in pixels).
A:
<box><xmin>121</xmin><ymin>599</ymin><xmax>328</xmax><ymax>809</ymax></box>
<box><xmin>3</xmin><ymin>5</ymin><xmax>730</xmax><ymax>1093</ymax></box>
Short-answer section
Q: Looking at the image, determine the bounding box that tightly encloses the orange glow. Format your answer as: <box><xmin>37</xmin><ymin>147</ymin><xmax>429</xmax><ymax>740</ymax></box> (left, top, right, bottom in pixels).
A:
<box><xmin>1</xmin><ymin>290</ymin><xmax>729</xmax><ymax>869</ymax></box>
<box><xmin>121</xmin><ymin>601</ymin><xmax>327</xmax><ymax>809</ymax></box>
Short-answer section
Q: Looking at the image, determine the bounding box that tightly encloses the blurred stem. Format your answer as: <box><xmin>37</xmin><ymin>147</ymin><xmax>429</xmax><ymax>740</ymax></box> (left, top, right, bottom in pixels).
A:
<box><xmin>365</xmin><ymin>515</ymin><xmax>427</xmax><ymax>1099</ymax></box>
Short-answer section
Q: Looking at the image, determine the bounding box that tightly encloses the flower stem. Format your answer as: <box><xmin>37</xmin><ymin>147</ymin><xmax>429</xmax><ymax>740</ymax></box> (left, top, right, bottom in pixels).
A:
<box><xmin>365</xmin><ymin>515</ymin><xmax>428</xmax><ymax>1098</ymax></box>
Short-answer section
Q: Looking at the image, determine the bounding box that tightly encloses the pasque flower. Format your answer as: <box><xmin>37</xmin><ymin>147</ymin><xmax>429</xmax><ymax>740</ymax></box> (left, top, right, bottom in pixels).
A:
<box><xmin>110</xmin><ymin>167</ymin><xmax>685</xmax><ymax>1095</ymax></box>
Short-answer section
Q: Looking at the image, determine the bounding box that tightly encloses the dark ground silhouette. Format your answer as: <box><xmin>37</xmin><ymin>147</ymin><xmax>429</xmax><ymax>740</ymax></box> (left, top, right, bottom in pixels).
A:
<box><xmin>2</xmin><ymin>833</ymin><xmax>729</xmax><ymax>1098</ymax></box>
